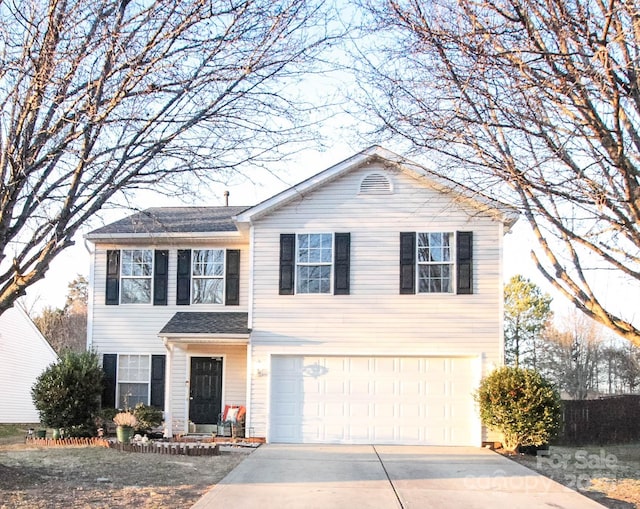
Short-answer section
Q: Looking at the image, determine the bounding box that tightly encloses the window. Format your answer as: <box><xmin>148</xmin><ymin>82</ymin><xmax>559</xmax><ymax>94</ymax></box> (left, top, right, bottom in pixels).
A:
<box><xmin>102</xmin><ymin>354</ymin><xmax>165</xmax><ymax>409</ymax></box>
<box><xmin>417</xmin><ymin>232</ymin><xmax>454</xmax><ymax>293</ymax></box>
<box><xmin>117</xmin><ymin>354</ymin><xmax>150</xmax><ymax>408</ymax></box>
<box><xmin>120</xmin><ymin>249</ymin><xmax>153</xmax><ymax>303</ymax></box>
<box><xmin>296</xmin><ymin>233</ymin><xmax>332</xmax><ymax>294</ymax></box>
<box><xmin>279</xmin><ymin>233</ymin><xmax>350</xmax><ymax>296</ymax></box>
<box><xmin>191</xmin><ymin>249</ymin><xmax>224</xmax><ymax>304</ymax></box>
<box><xmin>400</xmin><ymin>231</ymin><xmax>473</xmax><ymax>295</ymax></box>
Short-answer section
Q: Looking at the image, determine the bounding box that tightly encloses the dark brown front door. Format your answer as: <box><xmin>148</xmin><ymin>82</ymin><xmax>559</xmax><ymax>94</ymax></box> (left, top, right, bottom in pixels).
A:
<box><xmin>189</xmin><ymin>357</ymin><xmax>223</xmax><ymax>424</ymax></box>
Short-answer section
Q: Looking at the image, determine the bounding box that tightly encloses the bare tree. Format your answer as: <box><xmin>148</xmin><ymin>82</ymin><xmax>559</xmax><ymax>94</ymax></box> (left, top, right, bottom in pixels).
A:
<box><xmin>601</xmin><ymin>341</ymin><xmax>640</xmax><ymax>393</ymax></box>
<box><xmin>0</xmin><ymin>0</ymin><xmax>339</xmax><ymax>314</ymax></box>
<box><xmin>539</xmin><ymin>312</ymin><xmax>602</xmax><ymax>399</ymax></box>
<box><xmin>32</xmin><ymin>274</ymin><xmax>87</xmax><ymax>353</ymax></box>
<box><xmin>355</xmin><ymin>0</ymin><xmax>640</xmax><ymax>344</ymax></box>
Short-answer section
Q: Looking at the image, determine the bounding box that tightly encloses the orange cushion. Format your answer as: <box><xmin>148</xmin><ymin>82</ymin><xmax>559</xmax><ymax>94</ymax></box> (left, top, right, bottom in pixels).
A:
<box><xmin>222</xmin><ymin>405</ymin><xmax>246</xmax><ymax>422</ymax></box>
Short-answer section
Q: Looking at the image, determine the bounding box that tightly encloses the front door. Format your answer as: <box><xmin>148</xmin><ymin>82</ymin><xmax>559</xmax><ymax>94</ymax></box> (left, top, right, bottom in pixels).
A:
<box><xmin>189</xmin><ymin>357</ymin><xmax>223</xmax><ymax>424</ymax></box>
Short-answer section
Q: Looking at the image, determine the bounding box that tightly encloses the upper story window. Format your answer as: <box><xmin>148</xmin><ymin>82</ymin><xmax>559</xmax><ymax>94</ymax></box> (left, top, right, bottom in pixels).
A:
<box><xmin>121</xmin><ymin>249</ymin><xmax>153</xmax><ymax>303</ymax></box>
<box><xmin>192</xmin><ymin>249</ymin><xmax>225</xmax><ymax>304</ymax></box>
<box><xmin>400</xmin><ymin>231</ymin><xmax>473</xmax><ymax>295</ymax></box>
<box><xmin>417</xmin><ymin>232</ymin><xmax>453</xmax><ymax>293</ymax></box>
<box><xmin>279</xmin><ymin>233</ymin><xmax>350</xmax><ymax>296</ymax></box>
<box><xmin>296</xmin><ymin>233</ymin><xmax>333</xmax><ymax>294</ymax></box>
<box><xmin>176</xmin><ymin>248</ymin><xmax>240</xmax><ymax>306</ymax></box>
<box><xmin>106</xmin><ymin>249</ymin><xmax>167</xmax><ymax>306</ymax></box>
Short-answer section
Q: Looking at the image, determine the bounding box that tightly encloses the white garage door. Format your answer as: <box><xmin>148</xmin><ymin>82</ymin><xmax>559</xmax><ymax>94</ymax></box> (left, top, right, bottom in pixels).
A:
<box><xmin>270</xmin><ymin>356</ymin><xmax>479</xmax><ymax>445</ymax></box>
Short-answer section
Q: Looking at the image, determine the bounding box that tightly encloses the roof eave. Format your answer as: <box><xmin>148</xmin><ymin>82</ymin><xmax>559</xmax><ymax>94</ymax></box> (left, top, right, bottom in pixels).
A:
<box><xmin>234</xmin><ymin>146</ymin><xmax>382</xmax><ymax>225</ymax></box>
<box><xmin>85</xmin><ymin>231</ymin><xmax>243</xmax><ymax>241</ymax></box>
<box><xmin>160</xmin><ymin>333</ymin><xmax>250</xmax><ymax>344</ymax></box>
<box><xmin>235</xmin><ymin>145</ymin><xmax>520</xmax><ymax>229</ymax></box>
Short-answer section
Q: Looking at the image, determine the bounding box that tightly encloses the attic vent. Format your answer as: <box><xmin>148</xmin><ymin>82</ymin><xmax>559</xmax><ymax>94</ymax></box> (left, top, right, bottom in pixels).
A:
<box><xmin>359</xmin><ymin>173</ymin><xmax>392</xmax><ymax>194</ymax></box>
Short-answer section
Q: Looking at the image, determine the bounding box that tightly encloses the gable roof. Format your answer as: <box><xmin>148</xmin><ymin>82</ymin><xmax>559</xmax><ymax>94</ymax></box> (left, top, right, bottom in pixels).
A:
<box><xmin>86</xmin><ymin>206</ymin><xmax>249</xmax><ymax>240</ymax></box>
<box><xmin>234</xmin><ymin>146</ymin><xmax>519</xmax><ymax>230</ymax></box>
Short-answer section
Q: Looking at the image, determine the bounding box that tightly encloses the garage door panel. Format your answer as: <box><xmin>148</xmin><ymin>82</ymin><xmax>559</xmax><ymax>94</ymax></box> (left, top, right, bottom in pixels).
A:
<box><xmin>270</xmin><ymin>355</ymin><xmax>477</xmax><ymax>445</ymax></box>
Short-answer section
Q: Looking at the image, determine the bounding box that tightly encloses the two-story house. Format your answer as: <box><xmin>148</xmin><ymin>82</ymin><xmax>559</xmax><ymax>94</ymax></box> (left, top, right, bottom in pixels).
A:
<box><xmin>85</xmin><ymin>146</ymin><xmax>518</xmax><ymax>445</ymax></box>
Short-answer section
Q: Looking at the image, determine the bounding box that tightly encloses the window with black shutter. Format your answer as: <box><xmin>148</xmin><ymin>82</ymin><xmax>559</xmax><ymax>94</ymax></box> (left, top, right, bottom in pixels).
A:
<box><xmin>280</xmin><ymin>233</ymin><xmax>350</xmax><ymax>295</ymax></box>
<box><xmin>101</xmin><ymin>354</ymin><xmax>117</xmax><ymax>408</ymax></box>
<box><xmin>400</xmin><ymin>231</ymin><xmax>472</xmax><ymax>294</ymax></box>
<box><xmin>456</xmin><ymin>231</ymin><xmax>473</xmax><ymax>294</ymax></box>
<box><xmin>225</xmin><ymin>250</ymin><xmax>241</xmax><ymax>305</ymax></box>
<box><xmin>399</xmin><ymin>232</ymin><xmax>416</xmax><ymax>294</ymax></box>
<box><xmin>334</xmin><ymin>233</ymin><xmax>351</xmax><ymax>295</ymax></box>
<box><xmin>176</xmin><ymin>249</ymin><xmax>191</xmax><ymax>305</ymax></box>
<box><xmin>105</xmin><ymin>251</ymin><xmax>120</xmax><ymax>305</ymax></box>
<box><xmin>153</xmin><ymin>250</ymin><xmax>169</xmax><ymax>305</ymax></box>
<box><xmin>150</xmin><ymin>355</ymin><xmax>166</xmax><ymax>409</ymax></box>
<box><xmin>279</xmin><ymin>234</ymin><xmax>295</xmax><ymax>295</ymax></box>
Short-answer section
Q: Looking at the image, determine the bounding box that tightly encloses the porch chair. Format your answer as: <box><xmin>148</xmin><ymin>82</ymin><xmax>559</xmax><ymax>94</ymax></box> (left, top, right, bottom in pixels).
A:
<box><xmin>217</xmin><ymin>405</ymin><xmax>246</xmax><ymax>438</ymax></box>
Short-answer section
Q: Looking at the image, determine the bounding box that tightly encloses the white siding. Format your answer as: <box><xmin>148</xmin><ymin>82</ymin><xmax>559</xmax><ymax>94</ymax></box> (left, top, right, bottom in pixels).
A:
<box><xmin>0</xmin><ymin>306</ymin><xmax>58</xmax><ymax>423</ymax></box>
<box><xmin>89</xmin><ymin>241</ymin><xmax>250</xmax><ymax>355</ymax></box>
<box><xmin>88</xmin><ymin>239</ymin><xmax>250</xmax><ymax>432</ymax></box>
<box><xmin>248</xmin><ymin>163</ymin><xmax>505</xmax><ymax>438</ymax></box>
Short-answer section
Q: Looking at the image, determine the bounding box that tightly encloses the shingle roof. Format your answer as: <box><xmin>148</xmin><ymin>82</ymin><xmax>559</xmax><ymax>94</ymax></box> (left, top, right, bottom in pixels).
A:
<box><xmin>159</xmin><ymin>312</ymin><xmax>250</xmax><ymax>335</ymax></box>
<box><xmin>87</xmin><ymin>206</ymin><xmax>250</xmax><ymax>236</ymax></box>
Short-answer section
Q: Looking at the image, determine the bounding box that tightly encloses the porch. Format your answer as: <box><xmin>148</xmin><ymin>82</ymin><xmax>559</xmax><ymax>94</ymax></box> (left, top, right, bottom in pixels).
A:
<box><xmin>158</xmin><ymin>312</ymin><xmax>251</xmax><ymax>438</ymax></box>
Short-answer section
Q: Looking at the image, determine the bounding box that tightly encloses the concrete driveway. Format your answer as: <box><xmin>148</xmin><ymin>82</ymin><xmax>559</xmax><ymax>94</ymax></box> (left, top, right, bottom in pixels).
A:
<box><xmin>192</xmin><ymin>444</ymin><xmax>606</xmax><ymax>509</ymax></box>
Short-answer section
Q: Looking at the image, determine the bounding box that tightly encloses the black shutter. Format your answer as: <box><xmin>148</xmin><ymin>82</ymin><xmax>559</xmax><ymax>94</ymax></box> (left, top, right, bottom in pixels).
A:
<box><xmin>105</xmin><ymin>250</ymin><xmax>120</xmax><ymax>305</ymax></box>
<box><xmin>101</xmin><ymin>354</ymin><xmax>117</xmax><ymax>408</ymax></box>
<box><xmin>150</xmin><ymin>355</ymin><xmax>166</xmax><ymax>409</ymax></box>
<box><xmin>225</xmin><ymin>249</ymin><xmax>240</xmax><ymax>306</ymax></box>
<box><xmin>456</xmin><ymin>231</ymin><xmax>473</xmax><ymax>294</ymax></box>
<box><xmin>279</xmin><ymin>234</ymin><xmax>295</xmax><ymax>295</ymax></box>
<box><xmin>334</xmin><ymin>233</ymin><xmax>351</xmax><ymax>295</ymax></box>
<box><xmin>399</xmin><ymin>232</ymin><xmax>416</xmax><ymax>294</ymax></box>
<box><xmin>153</xmin><ymin>250</ymin><xmax>168</xmax><ymax>305</ymax></box>
<box><xmin>176</xmin><ymin>249</ymin><xmax>191</xmax><ymax>305</ymax></box>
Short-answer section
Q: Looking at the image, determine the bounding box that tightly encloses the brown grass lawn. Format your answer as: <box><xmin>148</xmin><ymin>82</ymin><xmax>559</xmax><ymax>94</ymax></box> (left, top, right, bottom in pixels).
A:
<box><xmin>0</xmin><ymin>425</ymin><xmax>251</xmax><ymax>509</ymax></box>
<box><xmin>509</xmin><ymin>444</ymin><xmax>640</xmax><ymax>509</ymax></box>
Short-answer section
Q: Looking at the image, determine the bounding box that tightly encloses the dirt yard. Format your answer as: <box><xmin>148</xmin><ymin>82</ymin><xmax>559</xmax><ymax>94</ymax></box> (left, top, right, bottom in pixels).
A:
<box><xmin>509</xmin><ymin>444</ymin><xmax>640</xmax><ymax>509</ymax></box>
<box><xmin>0</xmin><ymin>427</ymin><xmax>252</xmax><ymax>509</ymax></box>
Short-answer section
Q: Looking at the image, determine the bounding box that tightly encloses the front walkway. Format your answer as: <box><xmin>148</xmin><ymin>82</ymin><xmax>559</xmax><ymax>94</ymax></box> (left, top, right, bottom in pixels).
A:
<box><xmin>192</xmin><ymin>444</ymin><xmax>606</xmax><ymax>509</ymax></box>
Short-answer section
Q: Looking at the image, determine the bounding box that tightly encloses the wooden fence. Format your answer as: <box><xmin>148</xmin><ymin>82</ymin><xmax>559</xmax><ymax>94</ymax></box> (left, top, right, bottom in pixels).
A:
<box><xmin>558</xmin><ymin>395</ymin><xmax>640</xmax><ymax>445</ymax></box>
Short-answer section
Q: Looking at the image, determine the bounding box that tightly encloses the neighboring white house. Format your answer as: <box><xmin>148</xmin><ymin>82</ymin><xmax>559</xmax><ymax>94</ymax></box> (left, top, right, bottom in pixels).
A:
<box><xmin>85</xmin><ymin>146</ymin><xmax>518</xmax><ymax>445</ymax></box>
<box><xmin>0</xmin><ymin>304</ymin><xmax>58</xmax><ymax>423</ymax></box>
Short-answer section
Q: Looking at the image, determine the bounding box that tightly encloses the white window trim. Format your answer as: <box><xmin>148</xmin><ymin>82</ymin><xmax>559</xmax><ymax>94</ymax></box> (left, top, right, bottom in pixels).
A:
<box><xmin>119</xmin><ymin>248</ymin><xmax>154</xmax><ymax>305</ymax></box>
<box><xmin>295</xmin><ymin>233</ymin><xmax>334</xmax><ymax>295</ymax></box>
<box><xmin>116</xmin><ymin>353</ymin><xmax>152</xmax><ymax>409</ymax></box>
<box><xmin>416</xmin><ymin>231</ymin><xmax>456</xmax><ymax>294</ymax></box>
<box><xmin>190</xmin><ymin>248</ymin><xmax>226</xmax><ymax>305</ymax></box>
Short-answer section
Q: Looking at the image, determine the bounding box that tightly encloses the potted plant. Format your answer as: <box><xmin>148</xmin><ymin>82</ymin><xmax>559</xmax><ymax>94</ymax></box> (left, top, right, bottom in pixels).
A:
<box><xmin>113</xmin><ymin>411</ymin><xmax>138</xmax><ymax>443</ymax></box>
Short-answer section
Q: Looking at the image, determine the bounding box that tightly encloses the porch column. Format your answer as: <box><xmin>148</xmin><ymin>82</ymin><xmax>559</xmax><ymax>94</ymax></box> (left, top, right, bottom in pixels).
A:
<box><xmin>163</xmin><ymin>339</ymin><xmax>173</xmax><ymax>438</ymax></box>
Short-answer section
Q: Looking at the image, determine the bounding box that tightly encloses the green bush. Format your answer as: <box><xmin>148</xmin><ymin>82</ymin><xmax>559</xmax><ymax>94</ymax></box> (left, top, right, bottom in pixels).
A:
<box><xmin>31</xmin><ymin>351</ymin><xmax>103</xmax><ymax>431</ymax></box>
<box><xmin>132</xmin><ymin>403</ymin><xmax>163</xmax><ymax>433</ymax></box>
<box><xmin>475</xmin><ymin>366</ymin><xmax>561</xmax><ymax>452</ymax></box>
